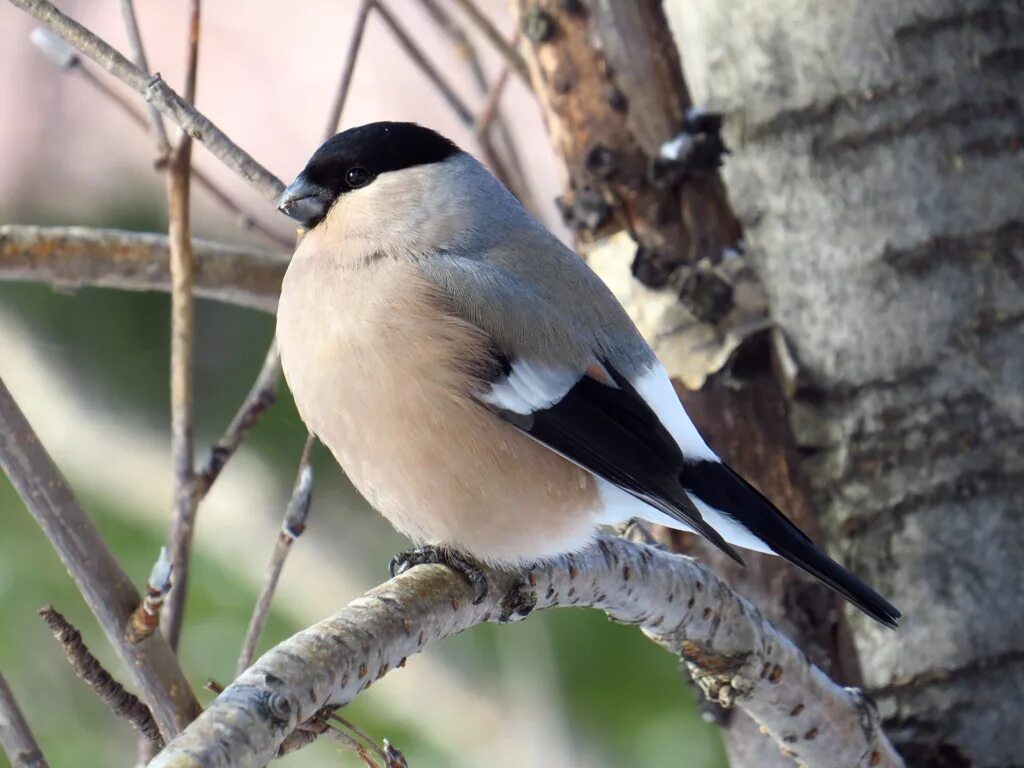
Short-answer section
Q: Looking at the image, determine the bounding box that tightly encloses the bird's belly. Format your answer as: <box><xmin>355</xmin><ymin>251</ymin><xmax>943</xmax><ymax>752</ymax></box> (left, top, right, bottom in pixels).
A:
<box><xmin>278</xmin><ymin>258</ymin><xmax>600</xmax><ymax>564</ymax></box>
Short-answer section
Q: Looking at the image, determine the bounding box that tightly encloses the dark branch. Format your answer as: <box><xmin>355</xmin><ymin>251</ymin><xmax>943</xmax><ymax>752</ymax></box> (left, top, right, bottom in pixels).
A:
<box><xmin>0</xmin><ymin>375</ymin><xmax>201</xmax><ymax>739</ymax></box>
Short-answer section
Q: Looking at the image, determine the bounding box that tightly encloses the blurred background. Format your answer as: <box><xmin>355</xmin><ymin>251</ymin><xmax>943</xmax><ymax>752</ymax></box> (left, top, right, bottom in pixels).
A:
<box><xmin>0</xmin><ymin>1</ymin><xmax>727</xmax><ymax>766</ymax></box>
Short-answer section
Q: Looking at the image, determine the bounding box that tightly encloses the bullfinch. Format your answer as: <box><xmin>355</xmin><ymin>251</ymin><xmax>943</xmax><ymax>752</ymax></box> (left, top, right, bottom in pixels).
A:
<box><xmin>275</xmin><ymin>121</ymin><xmax>899</xmax><ymax>628</ymax></box>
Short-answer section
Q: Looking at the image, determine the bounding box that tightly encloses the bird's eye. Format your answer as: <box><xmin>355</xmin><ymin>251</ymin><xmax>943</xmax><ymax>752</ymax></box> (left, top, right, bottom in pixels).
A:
<box><xmin>345</xmin><ymin>166</ymin><xmax>370</xmax><ymax>188</ymax></box>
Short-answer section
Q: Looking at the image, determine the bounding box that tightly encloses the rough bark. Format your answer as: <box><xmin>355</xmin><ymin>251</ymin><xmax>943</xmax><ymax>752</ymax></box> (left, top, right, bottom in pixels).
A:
<box><xmin>149</xmin><ymin>536</ymin><xmax>902</xmax><ymax>768</ymax></box>
<box><xmin>511</xmin><ymin>0</ymin><xmax>739</xmax><ymax>277</ymax></box>
<box><xmin>670</xmin><ymin>1</ymin><xmax>1024</xmax><ymax>765</ymax></box>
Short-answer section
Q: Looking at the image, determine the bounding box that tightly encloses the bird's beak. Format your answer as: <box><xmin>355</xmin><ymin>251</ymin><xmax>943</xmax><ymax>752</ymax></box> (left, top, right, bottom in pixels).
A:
<box><xmin>276</xmin><ymin>175</ymin><xmax>332</xmax><ymax>229</ymax></box>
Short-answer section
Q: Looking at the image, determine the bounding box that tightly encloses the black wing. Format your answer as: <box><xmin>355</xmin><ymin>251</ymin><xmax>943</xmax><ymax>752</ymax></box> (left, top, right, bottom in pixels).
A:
<box><xmin>493</xmin><ymin>363</ymin><xmax>744</xmax><ymax>565</ymax></box>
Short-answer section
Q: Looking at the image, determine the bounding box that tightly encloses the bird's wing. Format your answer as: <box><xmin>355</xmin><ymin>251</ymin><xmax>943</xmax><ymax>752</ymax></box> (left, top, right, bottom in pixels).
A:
<box><xmin>419</xmin><ymin>255</ymin><xmax>745</xmax><ymax>565</ymax></box>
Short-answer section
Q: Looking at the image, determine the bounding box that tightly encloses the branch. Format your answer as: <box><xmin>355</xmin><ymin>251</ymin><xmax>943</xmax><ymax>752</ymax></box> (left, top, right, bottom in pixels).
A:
<box><xmin>450</xmin><ymin>0</ymin><xmax>529</xmax><ymax>83</ymax></box>
<box><xmin>161</xmin><ymin>0</ymin><xmax>202</xmax><ymax>653</ymax></box>
<box><xmin>0</xmin><ymin>376</ymin><xmax>201</xmax><ymax>739</ymax></box>
<box><xmin>39</xmin><ymin>606</ymin><xmax>163</xmax><ymax>747</ymax></box>
<box><xmin>0</xmin><ymin>224</ymin><xmax>285</xmax><ymax>313</ymax></box>
<box><xmin>0</xmin><ymin>673</ymin><xmax>48</xmax><ymax>768</ymax></box>
<box><xmin>8</xmin><ymin>0</ymin><xmax>284</xmax><ymax>203</ymax></box>
<box><xmin>150</xmin><ymin>536</ymin><xmax>902</xmax><ymax>768</ymax></box>
<box><xmin>118</xmin><ymin>0</ymin><xmax>170</xmax><ymax>156</ymax></box>
<box><xmin>235</xmin><ymin>435</ymin><xmax>315</xmax><ymax>676</ymax></box>
<box><xmin>322</xmin><ymin>0</ymin><xmax>372</xmax><ymax>138</ymax></box>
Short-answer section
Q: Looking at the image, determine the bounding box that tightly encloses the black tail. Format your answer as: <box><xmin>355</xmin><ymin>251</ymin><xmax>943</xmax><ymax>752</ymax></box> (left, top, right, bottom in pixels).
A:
<box><xmin>680</xmin><ymin>460</ymin><xmax>901</xmax><ymax>629</ymax></box>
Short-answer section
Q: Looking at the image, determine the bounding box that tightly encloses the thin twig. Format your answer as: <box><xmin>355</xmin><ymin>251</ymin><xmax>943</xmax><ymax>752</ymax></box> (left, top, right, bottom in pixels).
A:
<box><xmin>194</xmin><ymin>337</ymin><xmax>281</xmax><ymax>496</ymax></box>
<box><xmin>118</xmin><ymin>0</ymin><xmax>170</xmax><ymax>156</ymax></box>
<box><xmin>414</xmin><ymin>0</ymin><xmax>528</xmax><ymax>183</ymax></box>
<box><xmin>128</xmin><ymin>546</ymin><xmax>173</xmax><ymax>643</ymax></box>
<box><xmin>322</xmin><ymin>727</ymin><xmax>378</xmax><ymax>768</ymax></box>
<box><xmin>451</xmin><ymin>0</ymin><xmax>529</xmax><ymax>82</ymax></box>
<box><xmin>370</xmin><ymin>0</ymin><xmax>518</xmax><ymax>193</ymax></box>
<box><xmin>371</xmin><ymin>0</ymin><xmax>473</xmax><ymax>125</ymax></box>
<box><xmin>0</xmin><ymin>224</ymin><xmax>286</xmax><ymax>312</ymax></box>
<box><xmin>450</xmin><ymin>0</ymin><xmax>528</xmax><ymax>83</ymax></box>
<box><xmin>161</xmin><ymin>0</ymin><xmax>202</xmax><ymax>653</ymax></box>
<box><xmin>0</xmin><ymin>375</ymin><xmax>200</xmax><ymax>738</ymax></box>
<box><xmin>0</xmin><ymin>673</ymin><xmax>49</xmax><ymax>768</ymax></box>
<box><xmin>74</xmin><ymin>65</ymin><xmax>289</xmax><ymax>247</ymax></box>
<box><xmin>150</xmin><ymin>535</ymin><xmax>903</xmax><ymax>768</ymax></box>
<box><xmin>329</xmin><ymin>714</ymin><xmax>389</xmax><ymax>765</ymax></box>
<box><xmin>10</xmin><ymin>0</ymin><xmax>284</xmax><ymax>203</ymax></box>
<box><xmin>38</xmin><ymin>607</ymin><xmax>164</xmax><ymax>748</ymax></box>
<box><xmin>235</xmin><ymin>434</ymin><xmax>315</xmax><ymax>676</ymax></box>
<box><xmin>182</xmin><ymin>0</ymin><xmax>201</xmax><ymax>105</ymax></box>
<box><xmin>323</xmin><ymin>0</ymin><xmax>372</xmax><ymax>138</ymax></box>
<box><xmin>475</xmin><ymin>60</ymin><xmax>514</xmax><ymax>137</ymax></box>
<box><xmin>29</xmin><ymin>27</ymin><xmax>289</xmax><ymax>248</ymax></box>
<box><xmin>473</xmin><ymin>58</ymin><xmax>530</xmax><ymax>201</ymax></box>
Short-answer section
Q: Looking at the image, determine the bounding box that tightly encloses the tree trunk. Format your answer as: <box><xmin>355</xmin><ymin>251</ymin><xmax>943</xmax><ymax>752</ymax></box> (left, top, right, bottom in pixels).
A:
<box><xmin>670</xmin><ymin>1</ymin><xmax>1024</xmax><ymax>765</ymax></box>
<box><xmin>512</xmin><ymin>2</ymin><xmax>866</xmax><ymax>765</ymax></box>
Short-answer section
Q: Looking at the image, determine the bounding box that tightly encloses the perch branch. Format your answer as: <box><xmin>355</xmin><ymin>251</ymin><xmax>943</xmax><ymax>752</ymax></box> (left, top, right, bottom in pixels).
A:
<box><xmin>0</xmin><ymin>673</ymin><xmax>48</xmax><ymax>768</ymax></box>
<box><xmin>39</xmin><ymin>606</ymin><xmax>163</xmax><ymax>747</ymax></box>
<box><xmin>161</xmin><ymin>0</ymin><xmax>202</xmax><ymax>653</ymax></box>
<box><xmin>0</xmin><ymin>224</ymin><xmax>285</xmax><ymax>312</ymax></box>
<box><xmin>150</xmin><ymin>535</ymin><xmax>902</xmax><ymax>768</ymax></box>
<box><xmin>0</xmin><ymin>376</ymin><xmax>201</xmax><ymax>738</ymax></box>
<box><xmin>235</xmin><ymin>435</ymin><xmax>315</xmax><ymax>676</ymax></box>
<box><xmin>8</xmin><ymin>0</ymin><xmax>284</xmax><ymax>203</ymax></box>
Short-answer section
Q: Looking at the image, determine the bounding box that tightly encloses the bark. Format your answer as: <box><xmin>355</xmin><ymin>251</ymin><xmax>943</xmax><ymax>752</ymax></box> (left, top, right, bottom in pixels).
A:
<box><xmin>670</xmin><ymin>1</ymin><xmax>1024</xmax><ymax>765</ymax></box>
<box><xmin>149</xmin><ymin>535</ymin><xmax>902</xmax><ymax>768</ymax></box>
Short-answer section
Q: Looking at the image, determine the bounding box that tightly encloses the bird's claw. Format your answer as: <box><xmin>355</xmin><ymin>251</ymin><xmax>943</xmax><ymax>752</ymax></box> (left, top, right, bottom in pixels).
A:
<box><xmin>388</xmin><ymin>545</ymin><xmax>489</xmax><ymax>604</ymax></box>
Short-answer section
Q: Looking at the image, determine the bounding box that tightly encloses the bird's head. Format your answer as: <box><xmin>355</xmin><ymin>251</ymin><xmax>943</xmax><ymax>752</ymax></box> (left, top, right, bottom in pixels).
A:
<box><xmin>277</xmin><ymin>121</ymin><xmax>462</xmax><ymax>233</ymax></box>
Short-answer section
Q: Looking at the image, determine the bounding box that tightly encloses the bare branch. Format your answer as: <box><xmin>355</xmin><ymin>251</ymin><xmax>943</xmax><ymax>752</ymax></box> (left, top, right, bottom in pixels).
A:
<box><xmin>450</xmin><ymin>0</ymin><xmax>529</xmax><ymax>83</ymax></box>
<box><xmin>235</xmin><ymin>435</ymin><xmax>315</xmax><ymax>676</ymax></box>
<box><xmin>369</xmin><ymin>1</ymin><xmax>520</xmax><ymax>196</ymax></box>
<box><xmin>181</xmin><ymin>0</ymin><xmax>201</xmax><ymax>105</ymax></box>
<box><xmin>118</xmin><ymin>0</ymin><xmax>170</xmax><ymax>155</ymax></box>
<box><xmin>371</xmin><ymin>0</ymin><xmax>473</xmax><ymax>125</ymax></box>
<box><xmin>0</xmin><ymin>224</ymin><xmax>285</xmax><ymax>312</ymax></box>
<box><xmin>150</xmin><ymin>536</ymin><xmax>902</xmax><ymax>768</ymax></box>
<box><xmin>194</xmin><ymin>338</ymin><xmax>281</xmax><ymax>495</ymax></box>
<box><xmin>9</xmin><ymin>0</ymin><xmax>284</xmax><ymax>203</ymax></box>
<box><xmin>0</xmin><ymin>376</ymin><xmax>201</xmax><ymax>738</ymax></box>
<box><xmin>163</xmin><ymin>151</ymin><xmax>199</xmax><ymax>652</ymax></box>
<box><xmin>39</xmin><ymin>606</ymin><xmax>163</xmax><ymax>747</ymax></box>
<box><xmin>161</xmin><ymin>0</ymin><xmax>203</xmax><ymax>648</ymax></box>
<box><xmin>475</xmin><ymin>60</ymin><xmax>514</xmax><ymax>137</ymax></box>
<box><xmin>80</xmin><ymin>70</ymin><xmax>287</xmax><ymax>246</ymax></box>
<box><xmin>0</xmin><ymin>673</ymin><xmax>48</xmax><ymax>768</ymax></box>
<box><xmin>415</xmin><ymin>0</ymin><xmax>528</xmax><ymax>187</ymax></box>
<box><xmin>323</xmin><ymin>0</ymin><xmax>372</xmax><ymax>138</ymax></box>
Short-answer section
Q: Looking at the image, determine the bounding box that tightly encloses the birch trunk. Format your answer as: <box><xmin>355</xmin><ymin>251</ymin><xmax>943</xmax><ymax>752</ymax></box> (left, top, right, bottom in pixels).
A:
<box><xmin>670</xmin><ymin>2</ymin><xmax>1024</xmax><ymax>765</ymax></box>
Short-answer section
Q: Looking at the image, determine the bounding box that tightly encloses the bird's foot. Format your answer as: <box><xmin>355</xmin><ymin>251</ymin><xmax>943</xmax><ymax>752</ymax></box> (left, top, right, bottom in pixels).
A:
<box><xmin>388</xmin><ymin>545</ymin><xmax>489</xmax><ymax>604</ymax></box>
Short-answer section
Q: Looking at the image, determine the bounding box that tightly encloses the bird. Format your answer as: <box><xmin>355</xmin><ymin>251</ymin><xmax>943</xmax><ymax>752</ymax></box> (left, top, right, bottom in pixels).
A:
<box><xmin>275</xmin><ymin>121</ymin><xmax>900</xmax><ymax>628</ymax></box>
